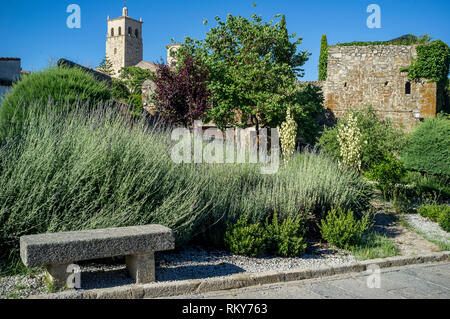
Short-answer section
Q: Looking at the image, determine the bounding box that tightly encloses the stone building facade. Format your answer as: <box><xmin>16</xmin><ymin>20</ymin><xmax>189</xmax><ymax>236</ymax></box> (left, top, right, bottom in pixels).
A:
<box><xmin>106</xmin><ymin>7</ymin><xmax>143</xmax><ymax>77</ymax></box>
<box><xmin>322</xmin><ymin>45</ymin><xmax>437</xmax><ymax>129</ymax></box>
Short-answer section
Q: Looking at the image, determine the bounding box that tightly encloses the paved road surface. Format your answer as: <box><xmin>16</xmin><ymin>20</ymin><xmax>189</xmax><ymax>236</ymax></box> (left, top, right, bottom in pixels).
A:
<box><xmin>166</xmin><ymin>262</ymin><xmax>450</xmax><ymax>299</ymax></box>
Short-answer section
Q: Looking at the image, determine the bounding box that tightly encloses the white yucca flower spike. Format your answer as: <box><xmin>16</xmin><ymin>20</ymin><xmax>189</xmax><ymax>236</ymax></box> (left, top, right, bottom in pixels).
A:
<box><xmin>338</xmin><ymin>112</ymin><xmax>363</xmax><ymax>171</ymax></box>
<box><xmin>279</xmin><ymin>107</ymin><xmax>298</xmax><ymax>164</ymax></box>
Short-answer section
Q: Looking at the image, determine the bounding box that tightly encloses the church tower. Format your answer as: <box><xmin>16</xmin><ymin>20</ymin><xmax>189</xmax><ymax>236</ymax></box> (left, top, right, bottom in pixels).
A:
<box><xmin>106</xmin><ymin>6</ymin><xmax>143</xmax><ymax>76</ymax></box>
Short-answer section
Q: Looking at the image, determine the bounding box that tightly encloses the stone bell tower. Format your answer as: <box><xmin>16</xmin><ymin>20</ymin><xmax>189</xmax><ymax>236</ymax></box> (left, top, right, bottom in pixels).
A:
<box><xmin>106</xmin><ymin>6</ymin><xmax>143</xmax><ymax>76</ymax></box>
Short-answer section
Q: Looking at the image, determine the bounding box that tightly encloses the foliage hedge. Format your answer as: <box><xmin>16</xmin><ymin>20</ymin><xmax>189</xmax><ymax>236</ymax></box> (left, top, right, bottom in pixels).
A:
<box><xmin>224</xmin><ymin>212</ymin><xmax>307</xmax><ymax>257</ymax></box>
<box><xmin>401</xmin><ymin>115</ymin><xmax>450</xmax><ymax>177</ymax></box>
<box><xmin>417</xmin><ymin>205</ymin><xmax>448</xmax><ymax>223</ymax></box>
<box><xmin>417</xmin><ymin>204</ymin><xmax>450</xmax><ymax>232</ymax></box>
<box><xmin>319</xmin><ymin>207</ymin><xmax>371</xmax><ymax>249</ymax></box>
<box><xmin>333</xmin><ymin>34</ymin><xmax>430</xmax><ymax>47</ymax></box>
<box><xmin>263</xmin><ymin>212</ymin><xmax>307</xmax><ymax>257</ymax></box>
<box><xmin>439</xmin><ymin>210</ymin><xmax>450</xmax><ymax>232</ymax></box>
<box><xmin>224</xmin><ymin>216</ymin><xmax>266</xmax><ymax>257</ymax></box>
<box><xmin>0</xmin><ymin>67</ymin><xmax>111</xmax><ymax>142</ymax></box>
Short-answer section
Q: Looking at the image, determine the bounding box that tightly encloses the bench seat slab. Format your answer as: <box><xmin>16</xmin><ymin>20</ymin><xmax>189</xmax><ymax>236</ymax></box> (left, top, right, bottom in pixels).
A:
<box><xmin>20</xmin><ymin>225</ymin><xmax>175</xmax><ymax>267</ymax></box>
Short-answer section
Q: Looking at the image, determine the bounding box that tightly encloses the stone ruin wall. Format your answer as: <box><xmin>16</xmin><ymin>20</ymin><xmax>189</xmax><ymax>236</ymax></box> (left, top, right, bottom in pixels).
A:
<box><xmin>323</xmin><ymin>45</ymin><xmax>437</xmax><ymax>130</ymax></box>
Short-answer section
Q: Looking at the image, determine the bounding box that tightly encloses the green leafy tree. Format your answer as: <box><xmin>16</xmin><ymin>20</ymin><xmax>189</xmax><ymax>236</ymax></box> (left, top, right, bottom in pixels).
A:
<box><xmin>119</xmin><ymin>66</ymin><xmax>155</xmax><ymax>116</ymax></box>
<box><xmin>180</xmin><ymin>14</ymin><xmax>310</xmax><ymax>133</ymax></box>
<box><xmin>319</xmin><ymin>34</ymin><xmax>328</xmax><ymax>81</ymax></box>
<box><xmin>111</xmin><ymin>79</ymin><xmax>131</xmax><ymax>102</ymax></box>
<box><xmin>97</xmin><ymin>57</ymin><xmax>115</xmax><ymax>76</ymax></box>
<box><xmin>119</xmin><ymin>66</ymin><xmax>154</xmax><ymax>96</ymax></box>
<box><xmin>293</xmin><ymin>83</ymin><xmax>324</xmax><ymax>144</ymax></box>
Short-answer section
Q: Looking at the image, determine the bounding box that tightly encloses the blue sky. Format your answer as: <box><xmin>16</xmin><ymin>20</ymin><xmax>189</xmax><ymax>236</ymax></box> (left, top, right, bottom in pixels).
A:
<box><xmin>1</xmin><ymin>0</ymin><xmax>449</xmax><ymax>81</ymax></box>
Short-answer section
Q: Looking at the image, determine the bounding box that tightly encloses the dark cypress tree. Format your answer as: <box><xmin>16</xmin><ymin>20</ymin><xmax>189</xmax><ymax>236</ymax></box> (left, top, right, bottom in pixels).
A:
<box><xmin>319</xmin><ymin>34</ymin><xmax>328</xmax><ymax>81</ymax></box>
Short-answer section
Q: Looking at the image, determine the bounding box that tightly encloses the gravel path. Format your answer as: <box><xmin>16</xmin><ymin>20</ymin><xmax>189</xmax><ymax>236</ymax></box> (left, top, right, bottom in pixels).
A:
<box><xmin>0</xmin><ymin>272</ymin><xmax>47</xmax><ymax>299</ymax></box>
<box><xmin>0</xmin><ymin>243</ymin><xmax>355</xmax><ymax>298</ymax></box>
<box><xmin>401</xmin><ymin>213</ymin><xmax>450</xmax><ymax>248</ymax></box>
<box><xmin>155</xmin><ymin>244</ymin><xmax>355</xmax><ymax>282</ymax></box>
<box><xmin>371</xmin><ymin>201</ymin><xmax>442</xmax><ymax>255</ymax></box>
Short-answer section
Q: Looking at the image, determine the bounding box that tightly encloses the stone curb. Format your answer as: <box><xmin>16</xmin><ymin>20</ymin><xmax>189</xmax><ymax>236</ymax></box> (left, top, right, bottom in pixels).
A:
<box><xmin>31</xmin><ymin>251</ymin><xmax>450</xmax><ymax>299</ymax></box>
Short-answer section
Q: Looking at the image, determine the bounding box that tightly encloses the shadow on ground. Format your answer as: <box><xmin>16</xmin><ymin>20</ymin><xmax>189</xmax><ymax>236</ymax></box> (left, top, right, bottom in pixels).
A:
<box><xmin>77</xmin><ymin>262</ymin><xmax>245</xmax><ymax>290</ymax></box>
<box><xmin>72</xmin><ymin>244</ymin><xmax>349</xmax><ymax>290</ymax></box>
<box><xmin>373</xmin><ymin>212</ymin><xmax>403</xmax><ymax>238</ymax></box>
<box><xmin>156</xmin><ymin>263</ymin><xmax>245</xmax><ymax>282</ymax></box>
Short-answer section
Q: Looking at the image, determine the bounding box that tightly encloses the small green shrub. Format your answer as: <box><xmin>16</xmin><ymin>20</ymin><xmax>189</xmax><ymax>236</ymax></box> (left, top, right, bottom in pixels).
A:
<box><xmin>438</xmin><ymin>209</ymin><xmax>450</xmax><ymax>232</ymax></box>
<box><xmin>418</xmin><ymin>204</ymin><xmax>450</xmax><ymax>232</ymax></box>
<box><xmin>367</xmin><ymin>153</ymin><xmax>406</xmax><ymax>198</ymax></box>
<box><xmin>225</xmin><ymin>212</ymin><xmax>307</xmax><ymax>258</ymax></box>
<box><xmin>224</xmin><ymin>216</ymin><xmax>266</xmax><ymax>257</ymax></box>
<box><xmin>401</xmin><ymin>115</ymin><xmax>450</xmax><ymax>177</ymax></box>
<box><xmin>264</xmin><ymin>212</ymin><xmax>307</xmax><ymax>257</ymax></box>
<box><xmin>417</xmin><ymin>204</ymin><xmax>446</xmax><ymax>222</ymax></box>
<box><xmin>319</xmin><ymin>207</ymin><xmax>372</xmax><ymax>249</ymax></box>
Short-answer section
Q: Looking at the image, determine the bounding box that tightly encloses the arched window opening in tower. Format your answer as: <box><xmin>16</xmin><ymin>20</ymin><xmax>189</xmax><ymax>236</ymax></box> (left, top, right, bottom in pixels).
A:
<box><xmin>118</xmin><ymin>27</ymin><xmax>122</xmax><ymax>36</ymax></box>
<box><xmin>128</xmin><ymin>27</ymin><xmax>132</xmax><ymax>36</ymax></box>
<box><xmin>135</xmin><ymin>29</ymin><xmax>139</xmax><ymax>38</ymax></box>
<box><xmin>111</xmin><ymin>28</ymin><xmax>114</xmax><ymax>37</ymax></box>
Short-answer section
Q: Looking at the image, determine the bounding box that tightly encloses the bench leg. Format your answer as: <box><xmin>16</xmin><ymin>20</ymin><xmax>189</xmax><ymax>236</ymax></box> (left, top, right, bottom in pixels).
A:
<box><xmin>45</xmin><ymin>263</ymin><xmax>72</xmax><ymax>290</ymax></box>
<box><xmin>126</xmin><ymin>252</ymin><xmax>155</xmax><ymax>284</ymax></box>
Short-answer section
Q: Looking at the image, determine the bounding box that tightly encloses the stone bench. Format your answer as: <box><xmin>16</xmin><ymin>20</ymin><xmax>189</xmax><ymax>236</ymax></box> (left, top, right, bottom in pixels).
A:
<box><xmin>20</xmin><ymin>225</ymin><xmax>175</xmax><ymax>289</ymax></box>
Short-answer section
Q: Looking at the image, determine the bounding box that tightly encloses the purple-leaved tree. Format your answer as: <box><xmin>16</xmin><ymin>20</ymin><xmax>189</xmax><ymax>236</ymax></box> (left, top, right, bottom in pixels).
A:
<box><xmin>153</xmin><ymin>54</ymin><xmax>211</xmax><ymax>127</ymax></box>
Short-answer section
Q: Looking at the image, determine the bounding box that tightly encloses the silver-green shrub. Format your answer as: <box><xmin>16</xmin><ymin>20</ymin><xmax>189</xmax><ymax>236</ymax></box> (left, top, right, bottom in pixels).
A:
<box><xmin>0</xmin><ymin>104</ymin><xmax>372</xmax><ymax>260</ymax></box>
